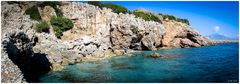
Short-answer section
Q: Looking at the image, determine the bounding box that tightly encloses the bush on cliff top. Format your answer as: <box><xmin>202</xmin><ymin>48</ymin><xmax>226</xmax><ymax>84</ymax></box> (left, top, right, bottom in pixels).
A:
<box><xmin>88</xmin><ymin>1</ymin><xmax>103</xmax><ymax>8</ymax></box>
<box><xmin>36</xmin><ymin>21</ymin><xmax>50</xmax><ymax>33</ymax></box>
<box><xmin>25</xmin><ymin>5</ymin><xmax>42</xmax><ymax>21</ymax></box>
<box><xmin>159</xmin><ymin>13</ymin><xmax>190</xmax><ymax>25</ymax></box>
<box><xmin>133</xmin><ymin>11</ymin><xmax>161</xmax><ymax>22</ymax></box>
<box><xmin>86</xmin><ymin>1</ymin><xmax>190</xmax><ymax>25</ymax></box>
<box><xmin>103</xmin><ymin>3</ymin><xmax>129</xmax><ymax>14</ymax></box>
<box><xmin>177</xmin><ymin>18</ymin><xmax>190</xmax><ymax>25</ymax></box>
<box><xmin>50</xmin><ymin>16</ymin><xmax>74</xmax><ymax>38</ymax></box>
<box><xmin>159</xmin><ymin>13</ymin><xmax>178</xmax><ymax>21</ymax></box>
<box><xmin>88</xmin><ymin>1</ymin><xmax>129</xmax><ymax>14</ymax></box>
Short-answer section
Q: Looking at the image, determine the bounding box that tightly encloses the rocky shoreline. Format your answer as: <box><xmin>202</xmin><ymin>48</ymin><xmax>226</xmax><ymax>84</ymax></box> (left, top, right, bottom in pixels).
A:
<box><xmin>1</xmin><ymin>1</ymin><xmax>226</xmax><ymax>83</ymax></box>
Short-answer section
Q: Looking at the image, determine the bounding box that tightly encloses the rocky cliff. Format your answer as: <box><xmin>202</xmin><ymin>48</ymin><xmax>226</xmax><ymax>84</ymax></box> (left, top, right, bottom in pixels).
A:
<box><xmin>1</xmin><ymin>1</ymin><xmax>213</xmax><ymax>82</ymax></box>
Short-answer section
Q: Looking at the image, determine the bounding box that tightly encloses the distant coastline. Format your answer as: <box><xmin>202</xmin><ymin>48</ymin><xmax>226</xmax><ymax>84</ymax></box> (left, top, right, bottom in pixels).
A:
<box><xmin>211</xmin><ymin>40</ymin><xmax>239</xmax><ymax>44</ymax></box>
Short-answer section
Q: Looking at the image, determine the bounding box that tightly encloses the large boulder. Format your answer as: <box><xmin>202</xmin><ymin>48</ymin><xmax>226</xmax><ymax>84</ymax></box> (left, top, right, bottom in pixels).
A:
<box><xmin>110</xmin><ymin>25</ymin><xmax>133</xmax><ymax>49</ymax></box>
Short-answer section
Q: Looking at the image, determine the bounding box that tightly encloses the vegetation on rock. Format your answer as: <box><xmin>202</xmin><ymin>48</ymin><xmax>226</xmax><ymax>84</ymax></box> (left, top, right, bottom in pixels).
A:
<box><xmin>7</xmin><ymin>1</ymin><xmax>19</xmax><ymax>4</ymax></box>
<box><xmin>38</xmin><ymin>1</ymin><xmax>63</xmax><ymax>17</ymax></box>
<box><xmin>25</xmin><ymin>5</ymin><xmax>42</xmax><ymax>21</ymax></box>
<box><xmin>177</xmin><ymin>18</ymin><xmax>190</xmax><ymax>25</ymax></box>
<box><xmin>159</xmin><ymin>13</ymin><xmax>190</xmax><ymax>25</ymax></box>
<box><xmin>24</xmin><ymin>1</ymin><xmax>72</xmax><ymax>38</ymax></box>
<box><xmin>88</xmin><ymin>1</ymin><xmax>129</xmax><ymax>14</ymax></box>
<box><xmin>103</xmin><ymin>3</ymin><xmax>129</xmax><ymax>14</ymax></box>
<box><xmin>87</xmin><ymin>1</ymin><xmax>189</xmax><ymax>25</ymax></box>
<box><xmin>133</xmin><ymin>11</ymin><xmax>161</xmax><ymax>22</ymax></box>
<box><xmin>25</xmin><ymin>1</ymin><xmax>63</xmax><ymax>21</ymax></box>
<box><xmin>88</xmin><ymin>1</ymin><xmax>103</xmax><ymax>9</ymax></box>
<box><xmin>35</xmin><ymin>21</ymin><xmax>50</xmax><ymax>33</ymax></box>
<box><xmin>50</xmin><ymin>16</ymin><xmax>74</xmax><ymax>38</ymax></box>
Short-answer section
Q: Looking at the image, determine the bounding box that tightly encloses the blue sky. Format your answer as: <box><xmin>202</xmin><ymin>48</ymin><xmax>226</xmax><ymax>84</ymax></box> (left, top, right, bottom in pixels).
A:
<box><xmin>102</xmin><ymin>1</ymin><xmax>239</xmax><ymax>38</ymax></box>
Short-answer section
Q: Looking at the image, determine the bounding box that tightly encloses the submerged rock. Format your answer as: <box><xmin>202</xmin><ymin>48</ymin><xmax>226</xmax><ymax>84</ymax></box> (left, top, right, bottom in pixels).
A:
<box><xmin>51</xmin><ymin>64</ymin><xmax>64</xmax><ymax>71</ymax></box>
<box><xmin>150</xmin><ymin>52</ymin><xmax>162</xmax><ymax>58</ymax></box>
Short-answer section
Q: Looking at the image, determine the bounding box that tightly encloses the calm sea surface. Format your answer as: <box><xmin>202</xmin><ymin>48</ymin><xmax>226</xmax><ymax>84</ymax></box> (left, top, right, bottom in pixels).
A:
<box><xmin>40</xmin><ymin>43</ymin><xmax>239</xmax><ymax>83</ymax></box>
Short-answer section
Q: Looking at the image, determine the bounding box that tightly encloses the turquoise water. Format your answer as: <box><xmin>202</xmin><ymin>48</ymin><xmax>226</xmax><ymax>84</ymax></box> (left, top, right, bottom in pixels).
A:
<box><xmin>40</xmin><ymin>43</ymin><xmax>239</xmax><ymax>83</ymax></box>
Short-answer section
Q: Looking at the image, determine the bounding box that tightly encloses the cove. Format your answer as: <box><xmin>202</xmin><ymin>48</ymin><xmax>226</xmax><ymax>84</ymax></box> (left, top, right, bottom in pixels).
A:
<box><xmin>40</xmin><ymin>43</ymin><xmax>239</xmax><ymax>83</ymax></box>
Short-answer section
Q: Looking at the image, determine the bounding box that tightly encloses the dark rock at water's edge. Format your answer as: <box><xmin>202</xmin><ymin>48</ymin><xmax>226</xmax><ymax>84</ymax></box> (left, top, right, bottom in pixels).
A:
<box><xmin>2</xmin><ymin>32</ymin><xmax>51</xmax><ymax>82</ymax></box>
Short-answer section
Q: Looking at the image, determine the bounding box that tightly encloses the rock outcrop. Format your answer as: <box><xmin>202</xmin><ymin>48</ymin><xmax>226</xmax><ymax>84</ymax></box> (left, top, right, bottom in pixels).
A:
<box><xmin>1</xmin><ymin>1</ymin><xmax>213</xmax><ymax>83</ymax></box>
<box><xmin>60</xmin><ymin>2</ymin><xmax>165</xmax><ymax>51</ymax></box>
<box><xmin>1</xmin><ymin>2</ymin><xmax>34</xmax><ymax>82</ymax></box>
<box><xmin>1</xmin><ymin>2</ymin><xmax>52</xmax><ymax>82</ymax></box>
<box><xmin>161</xmin><ymin>20</ymin><xmax>212</xmax><ymax>48</ymax></box>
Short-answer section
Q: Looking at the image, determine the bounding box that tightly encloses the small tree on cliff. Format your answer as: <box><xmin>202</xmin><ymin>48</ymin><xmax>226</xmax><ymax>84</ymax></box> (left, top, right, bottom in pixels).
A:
<box><xmin>103</xmin><ymin>3</ymin><xmax>129</xmax><ymax>14</ymax></box>
<box><xmin>36</xmin><ymin>21</ymin><xmax>50</xmax><ymax>33</ymax></box>
<box><xmin>25</xmin><ymin>5</ymin><xmax>42</xmax><ymax>21</ymax></box>
<box><xmin>50</xmin><ymin>16</ymin><xmax>74</xmax><ymax>38</ymax></box>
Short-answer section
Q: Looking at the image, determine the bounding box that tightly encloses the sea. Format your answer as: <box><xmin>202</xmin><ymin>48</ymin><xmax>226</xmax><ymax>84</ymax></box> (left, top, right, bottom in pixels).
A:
<box><xmin>39</xmin><ymin>43</ymin><xmax>239</xmax><ymax>83</ymax></box>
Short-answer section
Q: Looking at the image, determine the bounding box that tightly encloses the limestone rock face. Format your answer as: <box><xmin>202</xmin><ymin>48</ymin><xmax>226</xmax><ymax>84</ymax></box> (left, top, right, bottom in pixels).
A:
<box><xmin>2</xmin><ymin>32</ymin><xmax>51</xmax><ymax>82</ymax></box>
<box><xmin>59</xmin><ymin>2</ymin><xmax>166</xmax><ymax>55</ymax></box>
<box><xmin>162</xmin><ymin>20</ymin><xmax>212</xmax><ymax>48</ymax></box>
<box><xmin>39</xmin><ymin>6</ymin><xmax>56</xmax><ymax>21</ymax></box>
<box><xmin>1</xmin><ymin>47</ymin><xmax>25</xmax><ymax>83</ymax></box>
<box><xmin>59</xmin><ymin>2</ymin><xmax>166</xmax><ymax>51</ymax></box>
<box><xmin>1</xmin><ymin>2</ymin><xmax>33</xmax><ymax>83</ymax></box>
<box><xmin>109</xmin><ymin>14</ymin><xmax>165</xmax><ymax>50</ymax></box>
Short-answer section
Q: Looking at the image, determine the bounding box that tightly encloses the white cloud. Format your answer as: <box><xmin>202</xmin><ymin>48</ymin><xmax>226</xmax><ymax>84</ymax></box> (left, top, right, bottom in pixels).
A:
<box><xmin>214</xmin><ymin>26</ymin><xmax>220</xmax><ymax>32</ymax></box>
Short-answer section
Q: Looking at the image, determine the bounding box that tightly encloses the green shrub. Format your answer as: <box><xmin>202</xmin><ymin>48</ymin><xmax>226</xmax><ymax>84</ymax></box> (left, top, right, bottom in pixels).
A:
<box><xmin>38</xmin><ymin>1</ymin><xmax>61</xmax><ymax>7</ymax></box>
<box><xmin>25</xmin><ymin>5</ymin><xmax>42</xmax><ymax>21</ymax></box>
<box><xmin>7</xmin><ymin>1</ymin><xmax>19</xmax><ymax>4</ymax></box>
<box><xmin>177</xmin><ymin>18</ymin><xmax>190</xmax><ymax>25</ymax></box>
<box><xmin>36</xmin><ymin>21</ymin><xmax>50</xmax><ymax>33</ymax></box>
<box><xmin>87</xmin><ymin>2</ymin><xmax>129</xmax><ymax>14</ymax></box>
<box><xmin>54</xmin><ymin>8</ymin><xmax>63</xmax><ymax>17</ymax></box>
<box><xmin>133</xmin><ymin>11</ymin><xmax>160</xmax><ymax>22</ymax></box>
<box><xmin>159</xmin><ymin>13</ymin><xmax>190</xmax><ymax>25</ymax></box>
<box><xmin>88</xmin><ymin>1</ymin><xmax>103</xmax><ymax>8</ymax></box>
<box><xmin>161</xmin><ymin>14</ymin><xmax>177</xmax><ymax>21</ymax></box>
<box><xmin>38</xmin><ymin>1</ymin><xmax>63</xmax><ymax>17</ymax></box>
<box><xmin>50</xmin><ymin>16</ymin><xmax>74</xmax><ymax>38</ymax></box>
<box><xmin>103</xmin><ymin>3</ymin><xmax>128</xmax><ymax>14</ymax></box>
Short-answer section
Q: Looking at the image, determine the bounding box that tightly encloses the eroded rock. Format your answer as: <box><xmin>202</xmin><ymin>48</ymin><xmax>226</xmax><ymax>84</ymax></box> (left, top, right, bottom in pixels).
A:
<box><xmin>150</xmin><ymin>52</ymin><xmax>162</xmax><ymax>58</ymax></box>
<box><xmin>162</xmin><ymin>20</ymin><xmax>212</xmax><ymax>48</ymax></box>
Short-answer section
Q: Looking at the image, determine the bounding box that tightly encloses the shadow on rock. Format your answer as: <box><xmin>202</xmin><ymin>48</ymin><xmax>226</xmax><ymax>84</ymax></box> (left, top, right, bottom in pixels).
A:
<box><xmin>4</xmin><ymin>32</ymin><xmax>51</xmax><ymax>82</ymax></box>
